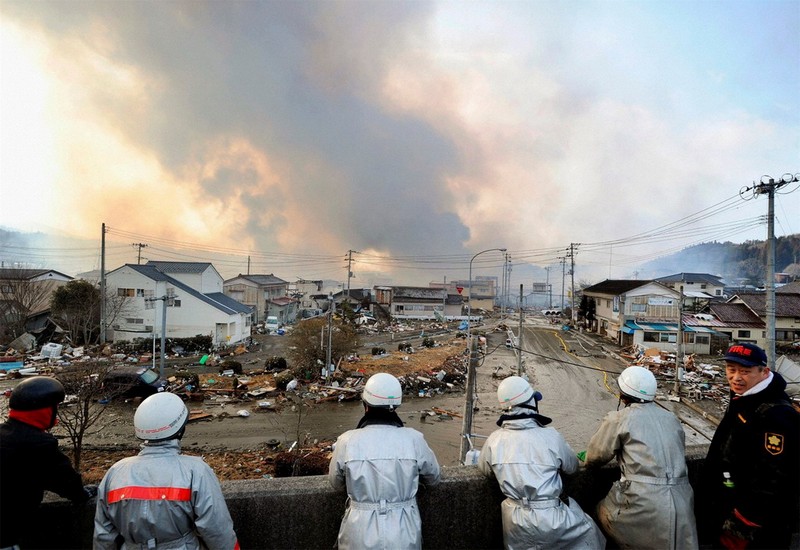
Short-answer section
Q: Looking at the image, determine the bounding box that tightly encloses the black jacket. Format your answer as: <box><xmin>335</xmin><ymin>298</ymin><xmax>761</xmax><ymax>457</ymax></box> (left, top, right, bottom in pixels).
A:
<box><xmin>700</xmin><ymin>372</ymin><xmax>799</xmax><ymax>548</ymax></box>
<box><xmin>0</xmin><ymin>418</ymin><xmax>88</xmax><ymax>547</ymax></box>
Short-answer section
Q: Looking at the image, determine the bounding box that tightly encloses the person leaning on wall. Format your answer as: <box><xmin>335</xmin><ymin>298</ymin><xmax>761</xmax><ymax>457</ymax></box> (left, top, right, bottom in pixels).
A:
<box><xmin>478</xmin><ymin>375</ymin><xmax>605</xmax><ymax>550</ymax></box>
<box><xmin>328</xmin><ymin>372</ymin><xmax>440</xmax><ymax>550</ymax></box>
<box><xmin>94</xmin><ymin>391</ymin><xmax>239</xmax><ymax>550</ymax></box>
<box><xmin>583</xmin><ymin>366</ymin><xmax>698</xmax><ymax>550</ymax></box>
<box><xmin>0</xmin><ymin>376</ymin><xmax>96</xmax><ymax>550</ymax></box>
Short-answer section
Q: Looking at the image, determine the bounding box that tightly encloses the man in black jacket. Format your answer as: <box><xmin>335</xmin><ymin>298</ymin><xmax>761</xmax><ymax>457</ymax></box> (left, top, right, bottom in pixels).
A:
<box><xmin>700</xmin><ymin>343</ymin><xmax>799</xmax><ymax>549</ymax></box>
<box><xmin>0</xmin><ymin>376</ymin><xmax>92</xmax><ymax>548</ymax></box>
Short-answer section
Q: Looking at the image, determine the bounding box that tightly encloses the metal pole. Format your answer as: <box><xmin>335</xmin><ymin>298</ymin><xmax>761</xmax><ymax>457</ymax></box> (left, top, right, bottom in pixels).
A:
<box><xmin>517</xmin><ymin>284</ymin><xmax>523</xmax><ymax>375</ymax></box>
<box><xmin>459</xmin><ymin>336</ymin><xmax>478</xmax><ymax>464</ymax></box>
<box><xmin>461</xmin><ymin>248</ymin><xmax>505</xmax><ymax>464</ymax></box>
<box><xmin>100</xmin><ymin>223</ymin><xmax>106</xmax><ymax>344</ymax></box>
<box><xmin>674</xmin><ymin>287</ymin><xmax>683</xmax><ymax>395</ymax></box>
<box><xmin>326</xmin><ymin>294</ymin><xmax>334</xmax><ymax>382</ymax></box>
<box><xmin>159</xmin><ymin>296</ymin><xmax>167</xmax><ymax>379</ymax></box>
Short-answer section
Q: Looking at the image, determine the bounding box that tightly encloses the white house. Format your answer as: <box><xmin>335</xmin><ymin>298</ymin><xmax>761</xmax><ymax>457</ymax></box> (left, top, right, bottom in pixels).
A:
<box><xmin>106</xmin><ymin>263</ymin><xmax>251</xmax><ymax>346</ymax></box>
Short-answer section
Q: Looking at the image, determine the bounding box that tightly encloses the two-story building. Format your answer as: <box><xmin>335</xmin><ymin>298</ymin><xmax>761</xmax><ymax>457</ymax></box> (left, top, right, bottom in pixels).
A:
<box><xmin>583</xmin><ymin>279</ymin><xmax>679</xmax><ymax>347</ymax></box>
<box><xmin>451</xmin><ymin>276</ymin><xmax>497</xmax><ymax>313</ymax></box>
<box><xmin>223</xmin><ymin>274</ymin><xmax>290</xmax><ymax>323</ymax></box>
<box><xmin>374</xmin><ymin>286</ymin><xmax>454</xmax><ymax>320</ymax></box>
<box><xmin>106</xmin><ymin>263</ymin><xmax>251</xmax><ymax>346</ymax></box>
<box><xmin>655</xmin><ymin>272</ymin><xmax>726</xmax><ymax>311</ymax></box>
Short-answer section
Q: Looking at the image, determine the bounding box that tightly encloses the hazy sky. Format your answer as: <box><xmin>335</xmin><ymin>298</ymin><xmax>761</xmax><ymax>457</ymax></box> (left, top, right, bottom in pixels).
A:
<box><xmin>1</xmin><ymin>0</ymin><xmax>798</xmax><ymax>287</ymax></box>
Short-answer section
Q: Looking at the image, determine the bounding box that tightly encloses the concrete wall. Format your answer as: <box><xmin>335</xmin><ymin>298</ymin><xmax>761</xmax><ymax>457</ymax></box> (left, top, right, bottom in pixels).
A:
<box><xmin>26</xmin><ymin>448</ymin><xmax>715</xmax><ymax>549</ymax></box>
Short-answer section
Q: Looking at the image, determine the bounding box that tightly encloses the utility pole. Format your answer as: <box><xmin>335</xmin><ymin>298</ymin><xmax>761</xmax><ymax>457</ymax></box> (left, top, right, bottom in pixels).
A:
<box><xmin>568</xmin><ymin>244</ymin><xmax>579</xmax><ymax>323</ymax></box>
<box><xmin>544</xmin><ymin>266</ymin><xmax>552</xmax><ymax>308</ymax></box>
<box><xmin>560</xmin><ymin>257</ymin><xmax>566</xmax><ymax>311</ymax></box>
<box><xmin>674</xmin><ymin>286</ymin><xmax>684</xmax><ymax>395</ymax></box>
<box><xmin>345</xmin><ymin>250</ymin><xmax>357</xmax><ymax>300</ymax></box>
<box><xmin>247</xmin><ymin>255</ymin><xmax>251</xmax><ymax>275</ymax></box>
<box><xmin>100</xmin><ymin>223</ymin><xmax>106</xmax><ymax>344</ymax></box>
<box><xmin>131</xmin><ymin>242</ymin><xmax>148</xmax><ymax>264</ymax></box>
<box><xmin>741</xmin><ymin>173</ymin><xmax>799</xmax><ymax>369</ymax></box>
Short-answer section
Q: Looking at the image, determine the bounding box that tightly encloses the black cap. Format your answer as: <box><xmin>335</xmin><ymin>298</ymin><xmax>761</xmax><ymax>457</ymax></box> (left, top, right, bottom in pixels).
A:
<box><xmin>724</xmin><ymin>343</ymin><xmax>768</xmax><ymax>367</ymax></box>
<box><xmin>9</xmin><ymin>376</ymin><xmax>66</xmax><ymax>411</ymax></box>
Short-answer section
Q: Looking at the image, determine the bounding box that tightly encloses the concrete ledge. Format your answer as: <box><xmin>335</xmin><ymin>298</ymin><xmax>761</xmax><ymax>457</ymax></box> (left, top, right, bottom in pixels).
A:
<box><xmin>30</xmin><ymin>448</ymin><xmax>715</xmax><ymax>549</ymax></box>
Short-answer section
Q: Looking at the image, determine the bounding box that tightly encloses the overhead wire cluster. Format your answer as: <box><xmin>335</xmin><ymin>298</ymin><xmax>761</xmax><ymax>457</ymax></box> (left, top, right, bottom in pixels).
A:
<box><xmin>1</xmin><ymin>186</ymin><xmax>795</xmax><ymax>279</ymax></box>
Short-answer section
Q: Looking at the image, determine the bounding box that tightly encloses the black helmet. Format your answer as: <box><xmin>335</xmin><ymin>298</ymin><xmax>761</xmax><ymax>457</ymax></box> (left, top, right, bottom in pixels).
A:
<box><xmin>9</xmin><ymin>376</ymin><xmax>66</xmax><ymax>411</ymax></box>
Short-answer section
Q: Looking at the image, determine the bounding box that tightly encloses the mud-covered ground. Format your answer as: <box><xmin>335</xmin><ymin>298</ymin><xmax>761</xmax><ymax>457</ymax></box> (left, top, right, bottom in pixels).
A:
<box><xmin>6</xmin><ymin>315</ymin><xmax>792</xmax><ymax>481</ymax></box>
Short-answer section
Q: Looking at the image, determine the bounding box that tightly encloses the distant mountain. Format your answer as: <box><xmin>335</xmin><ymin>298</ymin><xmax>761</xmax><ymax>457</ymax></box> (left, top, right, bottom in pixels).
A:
<box><xmin>639</xmin><ymin>234</ymin><xmax>800</xmax><ymax>285</ymax></box>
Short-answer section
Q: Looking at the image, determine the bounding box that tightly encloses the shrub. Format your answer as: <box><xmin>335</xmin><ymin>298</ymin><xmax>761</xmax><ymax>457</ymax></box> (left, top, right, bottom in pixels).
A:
<box><xmin>421</xmin><ymin>337</ymin><xmax>435</xmax><ymax>348</ymax></box>
<box><xmin>371</xmin><ymin>347</ymin><xmax>386</xmax><ymax>356</ymax></box>
<box><xmin>219</xmin><ymin>360</ymin><xmax>243</xmax><ymax>375</ymax></box>
<box><xmin>265</xmin><ymin>356</ymin><xmax>288</xmax><ymax>371</ymax></box>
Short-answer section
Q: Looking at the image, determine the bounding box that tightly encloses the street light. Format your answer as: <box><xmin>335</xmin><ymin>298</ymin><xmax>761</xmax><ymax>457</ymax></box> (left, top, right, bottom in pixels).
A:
<box><xmin>461</xmin><ymin>247</ymin><xmax>506</xmax><ymax>464</ymax></box>
<box><xmin>466</xmin><ymin>248</ymin><xmax>507</xmax><ymax>346</ymax></box>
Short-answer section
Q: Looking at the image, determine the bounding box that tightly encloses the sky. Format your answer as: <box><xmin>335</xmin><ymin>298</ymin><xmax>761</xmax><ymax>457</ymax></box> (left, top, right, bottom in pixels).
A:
<box><xmin>1</xmin><ymin>0</ymin><xmax>798</xmax><ymax>291</ymax></box>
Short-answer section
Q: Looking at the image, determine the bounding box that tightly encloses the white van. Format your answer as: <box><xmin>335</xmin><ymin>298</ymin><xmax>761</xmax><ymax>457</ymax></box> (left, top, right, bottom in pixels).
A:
<box><xmin>265</xmin><ymin>316</ymin><xmax>280</xmax><ymax>332</ymax></box>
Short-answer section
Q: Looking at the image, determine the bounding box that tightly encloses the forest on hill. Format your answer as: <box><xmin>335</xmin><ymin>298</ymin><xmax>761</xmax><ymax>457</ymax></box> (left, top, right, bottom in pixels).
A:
<box><xmin>641</xmin><ymin>234</ymin><xmax>800</xmax><ymax>286</ymax></box>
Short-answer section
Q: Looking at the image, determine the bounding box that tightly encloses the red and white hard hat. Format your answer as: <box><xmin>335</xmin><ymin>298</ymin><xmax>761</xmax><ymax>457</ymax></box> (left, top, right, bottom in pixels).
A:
<box><xmin>134</xmin><ymin>392</ymin><xmax>188</xmax><ymax>440</ymax></box>
<box><xmin>362</xmin><ymin>372</ymin><xmax>402</xmax><ymax>409</ymax></box>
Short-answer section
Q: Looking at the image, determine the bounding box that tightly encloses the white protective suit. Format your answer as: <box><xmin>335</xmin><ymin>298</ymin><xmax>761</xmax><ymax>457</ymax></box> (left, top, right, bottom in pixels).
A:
<box><xmin>478</xmin><ymin>412</ymin><xmax>605</xmax><ymax>550</ymax></box>
<box><xmin>586</xmin><ymin>403</ymin><xmax>698</xmax><ymax>550</ymax></box>
<box><xmin>94</xmin><ymin>440</ymin><xmax>238</xmax><ymax>550</ymax></box>
<box><xmin>329</xmin><ymin>423</ymin><xmax>441</xmax><ymax>550</ymax></box>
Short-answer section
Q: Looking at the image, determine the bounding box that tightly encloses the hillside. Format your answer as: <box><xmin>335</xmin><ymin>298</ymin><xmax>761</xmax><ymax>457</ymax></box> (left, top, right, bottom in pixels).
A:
<box><xmin>640</xmin><ymin>234</ymin><xmax>800</xmax><ymax>285</ymax></box>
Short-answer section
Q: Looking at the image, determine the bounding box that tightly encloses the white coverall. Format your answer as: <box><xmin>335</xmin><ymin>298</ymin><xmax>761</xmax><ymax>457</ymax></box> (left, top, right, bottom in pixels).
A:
<box><xmin>586</xmin><ymin>403</ymin><xmax>698</xmax><ymax>550</ymax></box>
<box><xmin>94</xmin><ymin>440</ymin><xmax>238</xmax><ymax>550</ymax></box>
<box><xmin>478</xmin><ymin>413</ymin><xmax>605</xmax><ymax>550</ymax></box>
<box><xmin>329</xmin><ymin>424</ymin><xmax>441</xmax><ymax>550</ymax></box>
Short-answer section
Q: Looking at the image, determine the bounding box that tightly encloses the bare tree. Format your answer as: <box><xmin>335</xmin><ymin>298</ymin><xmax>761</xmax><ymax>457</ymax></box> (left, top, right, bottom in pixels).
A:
<box><xmin>56</xmin><ymin>362</ymin><xmax>131</xmax><ymax>470</ymax></box>
<box><xmin>0</xmin><ymin>269</ymin><xmax>62</xmax><ymax>342</ymax></box>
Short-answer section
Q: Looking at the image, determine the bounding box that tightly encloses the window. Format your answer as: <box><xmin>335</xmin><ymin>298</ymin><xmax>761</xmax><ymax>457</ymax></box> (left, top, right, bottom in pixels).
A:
<box><xmin>631</xmin><ymin>303</ymin><xmax>647</xmax><ymax>312</ymax></box>
<box><xmin>173</xmin><ymin>299</ymin><xmax>181</xmax><ymax>307</ymax></box>
<box><xmin>738</xmin><ymin>330</ymin><xmax>751</xmax><ymax>338</ymax></box>
<box><xmin>125</xmin><ymin>318</ymin><xmax>144</xmax><ymax>325</ymax></box>
<box><xmin>716</xmin><ymin>289</ymin><xmax>722</xmax><ymax>296</ymax></box>
<box><xmin>660</xmin><ymin>333</ymin><xmax>677</xmax><ymax>343</ymax></box>
<box><xmin>118</xmin><ymin>288</ymin><xmax>135</xmax><ymax>297</ymax></box>
<box><xmin>700</xmin><ymin>284</ymin><xmax>707</xmax><ymax>289</ymax></box>
<box><xmin>695</xmin><ymin>335</ymin><xmax>710</xmax><ymax>345</ymax></box>
<box><xmin>644</xmin><ymin>332</ymin><xmax>659</xmax><ymax>342</ymax></box>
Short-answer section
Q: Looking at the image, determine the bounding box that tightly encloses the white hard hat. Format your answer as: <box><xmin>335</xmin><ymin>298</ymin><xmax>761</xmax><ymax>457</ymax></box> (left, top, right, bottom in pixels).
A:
<box><xmin>134</xmin><ymin>392</ymin><xmax>189</xmax><ymax>440</ymax></box>
<box><xmin>497</xmin><ymin>376</ymin><xmax>535</xmax><ymax>409</ymax></box>
<box><xmin>618</xmin><ymin>366</ymin><xmax>657</xmax><ymax>402</ymax></box>
<box><xmin>362</xmin><ymin>373</ymin><xmax>402</xmax><ymax>409</ymax></box>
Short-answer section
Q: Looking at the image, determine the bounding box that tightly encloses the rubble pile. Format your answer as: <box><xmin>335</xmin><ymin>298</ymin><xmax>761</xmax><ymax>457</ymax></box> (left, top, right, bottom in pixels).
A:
<box><xmin>618</xmin><ymin>344</ymin><xmax>729</xmax><ymax>410</ymax></box>
<box><xmin>78</xmin><ymin>442</ymin><xmax>335</xmax><ymax>483</ymax></box>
